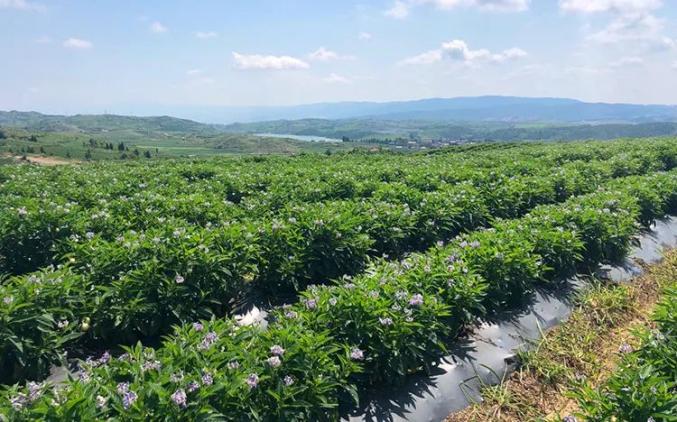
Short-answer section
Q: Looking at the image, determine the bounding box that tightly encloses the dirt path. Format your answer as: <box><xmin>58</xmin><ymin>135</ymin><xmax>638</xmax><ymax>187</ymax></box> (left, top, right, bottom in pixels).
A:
<box><xmin>446</xmin><ymin>251</ymin><xmax>676</xmax><ymax>422</ymax></box>
<box><xmin>1</xmin><ymin>153</ymin><xmax>78</xmax><ymax>166</ymax></box>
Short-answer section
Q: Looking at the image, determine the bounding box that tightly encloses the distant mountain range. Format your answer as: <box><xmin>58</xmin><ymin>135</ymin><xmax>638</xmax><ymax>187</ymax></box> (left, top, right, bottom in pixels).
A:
<box><xmin>137</xmin><ymin>96</ymin><xmax>677</xmax><ymax>124</ymax></box>
<box><xmin>3</xmin><ymin>96</ymin><xmax>677</xmax><ymax>143</ymax></box>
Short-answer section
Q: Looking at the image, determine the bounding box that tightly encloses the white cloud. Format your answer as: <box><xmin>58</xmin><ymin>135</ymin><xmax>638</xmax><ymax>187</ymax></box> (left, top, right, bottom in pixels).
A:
<box><xmin>186</xmin><ymin>69</ymin><xmax>203</xmax><ymax>76</ymax></box>
<box><xmin>401</xmin><ymin>40</ymin><xmax>527</xmax><ymax>65</ymax></box>
<box><xmin>232</xmin><ymin>52</ymin><xmax>310</xmax><ymax>70</ymax></box>
<box><xmin>323</xmin><ymin>73</ymin><xmax>352</xmax><ymax>84</ymax></box>
<box><xmin>63</xmin><ymin>38</ymin><xmax>92</xmax><ymax>49</ymax></box>
<box><xmin>359</xmin><ymin>32</ymin><xmax>373</xmax><ymax>40</ymax></box>
<box><xmin>401</xmin><ymin>50</ymin><xmax>444</xmax><ymax>65</ymax></box>
<box><xmin>195</xmin><ymin>31</ymin><xmax>218</xmax><ymax>39</ymax></box>
<box><xmin>608</xmin><ymin>56</ymin><xmax>644</xmax><ymax>67</ymax></box>
<box><xmin>564</xmin><ymin>65</ymin><xmax>610</xmax><ymax>75</ymax></box>
<box><xmin>386</xmin><ymin>0</ymin><xmax>528</xmax><ymax>18</ymax></box>
<box><xmin>150</xmin><ymin>21</ymin><xmax>168</xmax><ymax>33</ymax></box>
<box><xmin>559</xmin><ymin>0</ymin><xmax>661</xmax><ymax>14</ymax></box>
<box><xmin>0</xmin><ymin>0</ymin><xmax>44</xmax><ymax>11</ymax></box>
<box><xmin>386</xmin><ymin>0</ymin><xmax>410</xmax><ymax>18</ymax></box>
<box><xmin>588</xmin><ymin>13</ymin><xmax>675</xmax><ymax>50</ymax></box>
<box><xmin>308</xmin><ymin>47</ymin><xmax>355</xmax><ymax>62</ymax></box>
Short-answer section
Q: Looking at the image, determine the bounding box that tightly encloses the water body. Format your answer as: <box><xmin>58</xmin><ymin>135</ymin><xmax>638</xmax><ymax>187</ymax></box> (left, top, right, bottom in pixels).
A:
<box><xmin>256</xmin><ymin>133</ymin><xmax>343</xmax><ymax>143</ymax></box>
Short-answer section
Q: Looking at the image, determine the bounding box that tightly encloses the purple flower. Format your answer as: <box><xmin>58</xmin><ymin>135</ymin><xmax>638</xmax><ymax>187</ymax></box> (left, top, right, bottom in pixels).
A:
<box><xmin>17</xmin><ymin>207</ymin><xmax>28</xmax><ymax>217</ymax></box>
<box><xmin>98</xmin><ymin>351</ymin><xmax>111</xmax><ymax>365</ymax></box>
<box><xmin>305</xmin><ymin>298</ymin><xmax>317</xmax><ymax>310</ymax></box>
<box><xmin>175</xmin><ymin>274</ymin><xmax>185</xmax><ymax>284</ymax></box>
<box><xmin>368</xmin><ymin>290</ymin><xmax>380</xmax><ymax>299</ymax></box>
<box><xmin>117</xmin><ymin>382</ymin><xmax>130</xmax><ymax>394</ymax></box>
<box><xmin>284</xmin><ymin>310</ymin><xmax>298</xmax><ymax>319</ymax></box>
<box><xmin>122</xmin><ymin>391</ymin><xmax>138</xmax><ymax>410</ymax></box>
<box><xmin>562</xmin><ymin>416</ymin><xmax>577</xmax><ymax>422</ymax></box>
<box><xmin>201</xmin><ymin>372</ymin><xmax>213</xmax><ymax>386</ymax></box>
<box><xmin>460</xmin><ymin>241</ymin><xmax>469</xmax><ymax>248</ymax></box>
<box><xmin>192</xmin><ymin>322</ymin><xmax>204</xmax><ymax>332</ymax></box>
<box><xmin>10</xmin><ymin>393</ymin><xmax>28</xmax><ymax>410</ymax></box>
<box><xmin>4</xmin><ymin>296</ymin><xmax>14</xmax><ymax>305</ymax></box>
<box><xmin>142</xmin><ymin>360</ymin><xmax>161</xmax><ymax>372</ymax></box>
<box><xmin>379</xmin><ymin>317</ymin><xmax>393</xmax><ymax>326</ymax></box>
<box><xmin>283</xmin><ymin>375</ymin><xmax>294</xmax><ymax>386</ymax></box>
<box><xmin>619</xmin><ymin>343</ymin><xmax>633</xmax><ymax>354</ymax></box>
<box><xmin>350</xmin><ymin>348</ymin><xmax>365</xmax><ymax>361</ymax></box>
<box><xmin>329</xmin><ymin>297</ymin><xmax>338</xmax><ymax>306</ymax></box>
<box><xmin>171</xmin><ymin>389</ymin><xmax>187</xmax><ymax>408</ymax></box>
<box><xmin>117</xmin><ymin>353</ymin><xmax>130</xmax><ymax>362</ymax></box>
<box><xmin>270</xmin><ymin>345</ymin><xmax>285</xmax><ymax>356</ymax></box>
<box><xmin>227</xmin><ymin>361</ymin><xmax>240</xmax><ymax>370</ymax></box>
<box><xmin>187</xmin><ymin>381</ymin><xmax>200</xmax><ymax>393</ymax></box>
<box><xmin>470</xmin><ymin>240</ymin><xmax>480</xmax><ymax>248</ymax></box>
<box><xmin>409</xmin><ymin>293</ymin><xmax>424</xmax><ymax>307</ymax></box>
<box><xmin>198</xmin><ymin>332</ymin><xmax>218</xmax><ymax>350</ymax></box>
<box><xmin>246</xmin><ymin>373</ymin><xmax>259</xmax><ymax>389</ymax></box>
<box><xmin>27</xmin><ymin>382</ymin><xmax>42</xmax><ymax>402</ymax></box>
<box><xmin>267</xmin><ymin>356</ymin><xmax>282</xmax><ymax>368</ymax></box>
<box><xmin>78</xmin><ymin>371</ymin><xmax>91</xmax><ymax>383</ymax></box>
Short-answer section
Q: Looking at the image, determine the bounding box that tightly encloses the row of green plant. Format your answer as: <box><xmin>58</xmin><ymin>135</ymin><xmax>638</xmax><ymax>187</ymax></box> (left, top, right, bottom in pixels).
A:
<box><xmin>1</xmin><ymin>148</ymin><xmax>671</xmax><ymax>313</ymax></box>
<box><xmin>0</xmin><ymin>170</ymin><xmax>674</xmax><ymax>420</ymax></box>
<box><xmin>1</xmin><ymin>139</ymin><xmax>673</xmax><ymax>275</ymax></box>
<box><xmin>573</xmin><ymin>284</ymin><xmax>676</xmax><ymax>420</ymax></box>
<box><xmin>1</xmin><ymin>158</ymin><xmax>674</xmax><ymax>385</ymax></box>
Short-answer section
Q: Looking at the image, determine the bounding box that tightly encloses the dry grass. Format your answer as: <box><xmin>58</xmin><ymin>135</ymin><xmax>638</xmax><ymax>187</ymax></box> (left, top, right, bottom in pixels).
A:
<box><xmin>447</xmin><ymin>250</ymin><xmax>677</xmax><ymax>422</ymax></box>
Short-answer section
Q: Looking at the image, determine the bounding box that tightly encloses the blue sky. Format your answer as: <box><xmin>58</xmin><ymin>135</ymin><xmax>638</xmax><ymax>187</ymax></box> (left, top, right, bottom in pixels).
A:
<box><xmin>1</xmin><ymin>0</ymin><xmax>677</xmax><ymax>115</ymax></box>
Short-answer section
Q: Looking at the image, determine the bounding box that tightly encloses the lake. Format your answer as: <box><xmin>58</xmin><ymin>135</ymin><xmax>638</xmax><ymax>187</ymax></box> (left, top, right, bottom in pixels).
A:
<box><xmin>256</xmin><ymin>133</ymin><xmax>343</xmax><ymax>143</ymax></box>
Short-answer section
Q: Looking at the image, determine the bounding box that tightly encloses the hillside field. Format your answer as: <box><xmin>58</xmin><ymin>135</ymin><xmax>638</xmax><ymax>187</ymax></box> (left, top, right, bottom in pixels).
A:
<box><xmin>0</xmin><ymin>138</ymin><xmax>676</xmax><ymax>421</ymax></box>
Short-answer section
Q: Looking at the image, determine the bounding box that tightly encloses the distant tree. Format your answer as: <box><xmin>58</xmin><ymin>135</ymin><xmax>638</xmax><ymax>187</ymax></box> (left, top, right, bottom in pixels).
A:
<box><xmin>84</xmin><ymin>149</ymin><xmax>92</xmax><ymax>160</ymax></box>
<box><xmin>0</xmin><ymin>130</ymin><xmax>5</xmax><ymax>139</ymax></box>
<box><xmin>26</xmin><ymin>146</ymin><xmax>35</xmax><ymax>153</ymax></box>
<box><xmin>155</xmin><ymin>148</ymin><xmax>159</xmax><ymax>155</ymax></box>
<box><xmin>29</xmin><ymin>135</ymin><xmax>38</xmax><ymax>142</ymax></box>
<box><xmin>88</xmin><ymin>138</ymin><xmax>97</xmax><ymax>147</ymax></box>
<box><xmin>117</xmin><ymin>142</ymin><xmax>125</xmax><ymax>151</ymax></box>
<box><xmin>133</xmin><ymin>148</ymin><xmax>140</xmax><ymax>157</ymax></box>
<box><xmin>120</xmin><ymin>153</ymin><xmax>128</xmax><ymax>159</ymax></box>
<box><xmin>66</xmin><ymin>151</ymin><xmax>71</xmax><ymax>158</ymax></box>
<box><xmin>143</xmin><ymin>150</ymin><xmax>152</xmax><ymax>159</ymax></box>
<box><xmin>39</xmin><ymin>146</ymin><xmax>45</xmax><ymax>154</ymax></box>
<box><xmin>324</xmin><ymin>149</ymin><xmax>332</xmax><ymax>156</ymax></box>
<box><xmin>341</xmin><ymin>136</ymin><xmax>351</xmax><ymax>143</ymax></box>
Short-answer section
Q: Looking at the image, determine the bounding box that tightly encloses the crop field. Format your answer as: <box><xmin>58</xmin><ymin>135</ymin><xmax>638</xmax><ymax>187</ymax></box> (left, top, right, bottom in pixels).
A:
<box><xmin>0</xmin><ymin>138</ymin><xmax>676</xmax><ymax>421</ymax></box>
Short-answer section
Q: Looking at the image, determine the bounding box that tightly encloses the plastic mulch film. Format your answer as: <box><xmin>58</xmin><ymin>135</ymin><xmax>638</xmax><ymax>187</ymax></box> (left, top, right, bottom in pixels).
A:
<box><xmin>344</xmin><ymin>217</ymin><xmax>677</xmax><ymax>422</ymax></box>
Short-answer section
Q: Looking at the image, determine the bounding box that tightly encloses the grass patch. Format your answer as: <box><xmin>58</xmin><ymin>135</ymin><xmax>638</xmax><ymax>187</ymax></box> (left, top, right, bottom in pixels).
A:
<box><xmin>448</xmin><ymin>250</ymin><xmax>676</xmax><ymax>421</ymax></box>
